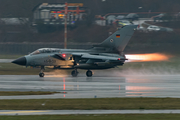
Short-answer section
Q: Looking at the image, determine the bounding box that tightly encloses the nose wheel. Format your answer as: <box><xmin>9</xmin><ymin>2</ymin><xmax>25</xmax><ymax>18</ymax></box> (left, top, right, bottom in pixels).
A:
<box><xmin>86</xmin><ymin>70</ymin><xmax>93</xmax><ymax>77</ymax></box>
<box><xmin>39</xmin><ymin>73</ymin><xmax>44</xmax><ymax>77</ymax></box>
<box><xmin>39</xmin><ymin>66</ymin><xmax>45</xmax><ymax>77</ymax></box>
<box><xmin>71</xmin><ymin>69</ymin><xmax>78</xmax><ymax>77</ymax></box>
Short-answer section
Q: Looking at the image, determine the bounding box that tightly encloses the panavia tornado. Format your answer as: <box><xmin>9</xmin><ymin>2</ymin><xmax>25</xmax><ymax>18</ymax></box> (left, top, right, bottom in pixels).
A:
<box><xmin>12</xmin><ymin>25</ymin><xmax>137</xmax><ymax>77</ymax></box>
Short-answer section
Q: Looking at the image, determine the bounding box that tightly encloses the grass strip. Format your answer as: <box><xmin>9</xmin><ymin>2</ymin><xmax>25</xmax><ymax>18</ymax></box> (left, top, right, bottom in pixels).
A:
<box><xmin>0</xmin><ymin>55</ymin><xmax>23</xmax><ymax>59</ymax></box>
<box><xmin>0</xmin><ymin>98</ymin><xmax>180</xmax><ymax>110</ymax></box>
<box><xmin>0</xmin><ymin>91</ymin><xmax>61</xmax><ymax>96</ymax></box>
<box><xmin>1</xmin><ymin>114</ymin><xmax>180</xmax><ymax>120</ymax></box>
<box><xmin>0</xmin><ymin>63</ymin><xmax>51</xmax><ymax>75</ymax></box>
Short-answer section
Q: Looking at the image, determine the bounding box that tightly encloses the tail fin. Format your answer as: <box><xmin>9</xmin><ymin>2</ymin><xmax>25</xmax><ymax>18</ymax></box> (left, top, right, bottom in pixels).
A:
<box><xmin>99</xmin><ymin>25</ymin><xmax>137</xmax><ymax>52</ymax></box>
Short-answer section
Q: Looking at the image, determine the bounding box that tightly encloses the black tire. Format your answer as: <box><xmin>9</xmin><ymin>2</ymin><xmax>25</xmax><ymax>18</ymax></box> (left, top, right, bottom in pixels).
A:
<box><xmin>71</xmin><ymin>70</ymin><xmax>78</xmax><ymax>77</ymax></box>
<box><xmin>86</xmin><ymin>70</ymin><xmax>92</xmax><ymax>77</ymax></box>
<box><xmin>39</xmin><ymin>73</ymin><xmax>44</xmax><ymax>77</ymax></box>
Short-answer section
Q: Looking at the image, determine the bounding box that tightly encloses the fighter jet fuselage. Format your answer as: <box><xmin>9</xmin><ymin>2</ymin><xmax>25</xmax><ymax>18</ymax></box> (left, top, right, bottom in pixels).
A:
<box><xmin>12</xmin><ymin>25</ymin><xmax>137</xmax><ymax>77</ymax></box>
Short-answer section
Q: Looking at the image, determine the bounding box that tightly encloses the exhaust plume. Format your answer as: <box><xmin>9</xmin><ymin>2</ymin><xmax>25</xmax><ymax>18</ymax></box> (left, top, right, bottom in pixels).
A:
<box><xmin>125</xmin><ymin>53</ymin><xmax>172</xmax><ymax>62</ymax></box>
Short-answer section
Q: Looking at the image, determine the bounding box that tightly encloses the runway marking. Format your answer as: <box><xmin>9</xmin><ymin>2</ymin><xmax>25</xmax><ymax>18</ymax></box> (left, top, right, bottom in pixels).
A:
<box><xmin>0</xmin><ymin>111</ymin><xmax>48</xmax><ymax>114</ymax></box>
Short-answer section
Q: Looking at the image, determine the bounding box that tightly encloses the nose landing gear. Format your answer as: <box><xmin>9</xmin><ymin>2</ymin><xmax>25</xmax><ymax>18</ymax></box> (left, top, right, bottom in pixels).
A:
<box><xmin>39</xmin><ymin>73</ymin><xmax>44</xmax><ymax>77</ymax></box>
<box><xmin>39</xmin><ymin>66</ymin><xmax>45</xmax><ymax>77</ymax></box>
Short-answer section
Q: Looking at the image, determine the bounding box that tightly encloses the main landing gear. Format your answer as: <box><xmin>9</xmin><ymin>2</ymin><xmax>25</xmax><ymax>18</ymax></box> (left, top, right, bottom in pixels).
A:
<box><xmin>86</xmin><ymin>70</ymin><xmax>93</xmax><ymax>77</ymax></box>
<box><xmin>71</xmin><ymin>69</ymin><xmax>78</xmax><ymax>77</ymax></box>
<box><xmin>39</xmin><ymin>66</ymin><xmax>45</xmax><ymax>77</ymax></box>
<box><xmin>71</xmin><ymin>69</ymin><xmax>93</xmax><ymax>77</ymax></box>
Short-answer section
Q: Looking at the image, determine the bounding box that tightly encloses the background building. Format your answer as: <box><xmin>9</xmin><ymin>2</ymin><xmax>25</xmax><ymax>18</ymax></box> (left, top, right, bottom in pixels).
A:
<box><xmin>32</xmin><ymin>3</ymin><xmax>89</xmax><ymax>32</ymax></box>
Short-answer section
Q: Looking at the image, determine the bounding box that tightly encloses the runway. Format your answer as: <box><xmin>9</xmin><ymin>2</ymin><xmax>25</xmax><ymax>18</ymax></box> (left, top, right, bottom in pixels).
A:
<box><xmin>0</xmin><ymin>74</ymin><xmax>180</xmax><ymax>99</ymax></box>
<box><xmin>0</xmin><ymin>110</ymin><xmax>180</xmax><ymax>115</ymax></box>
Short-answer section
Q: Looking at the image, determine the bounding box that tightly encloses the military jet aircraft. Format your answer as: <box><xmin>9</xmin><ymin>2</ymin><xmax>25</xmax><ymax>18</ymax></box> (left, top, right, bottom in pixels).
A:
<box><xmin>12</xmin><ymin>25</ymin><xmax>137</xmax><ymax>77</ymax></box>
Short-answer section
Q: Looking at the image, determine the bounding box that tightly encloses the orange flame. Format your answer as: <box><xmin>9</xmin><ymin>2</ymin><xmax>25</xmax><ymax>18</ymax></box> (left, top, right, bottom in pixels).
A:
<box><xmin>126</xmin><ymin>53</ymin><xmax>172</xmax><ymax>62</ymax></box>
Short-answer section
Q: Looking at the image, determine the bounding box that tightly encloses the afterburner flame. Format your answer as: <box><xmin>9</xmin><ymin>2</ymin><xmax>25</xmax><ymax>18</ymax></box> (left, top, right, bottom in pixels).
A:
<box><xmin>126</xmin><ymin>53</ymin><xmax>171</xmax><ymax>62</ymax></box>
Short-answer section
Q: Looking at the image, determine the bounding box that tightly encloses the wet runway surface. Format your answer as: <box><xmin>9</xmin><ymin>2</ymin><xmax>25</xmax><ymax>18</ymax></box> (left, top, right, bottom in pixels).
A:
<box><xmin>0</xmin><ymin>74</ymin><xmax>180</xmax><ymax>99</ymax></box>
<box><xmin>0</xmin><ymin>110</ymin><xmax>180</xmax><ymax>115</ymax></box>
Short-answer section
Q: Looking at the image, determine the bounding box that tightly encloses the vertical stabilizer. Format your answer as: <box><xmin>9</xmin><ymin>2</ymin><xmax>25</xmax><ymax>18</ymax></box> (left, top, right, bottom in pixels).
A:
<box><xmin>99</xmin><ymin>25</ymin><xmax>137</xmax><ymax>52</ymax></box>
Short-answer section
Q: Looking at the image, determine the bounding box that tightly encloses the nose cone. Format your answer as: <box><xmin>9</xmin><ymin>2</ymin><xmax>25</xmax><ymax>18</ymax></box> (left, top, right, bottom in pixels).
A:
<box><xmin>12</xmin><ymin>57</ymin><xmax>26</xmax><ymax>66</ymax></box>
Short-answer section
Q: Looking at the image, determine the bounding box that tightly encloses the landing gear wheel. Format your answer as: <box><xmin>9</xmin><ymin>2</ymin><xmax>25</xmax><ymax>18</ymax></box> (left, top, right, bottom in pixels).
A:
<box><xmin>86</xmin><ymin>70</ymin><xmax>93</xmax><ymax>77</ymax></box>
<box><xmin>39</xmin><ymin>73</ymin><xmax>44</xmax><ymax>77</ymax></box>
<box><xmin>71</xmin><ymin>70</ymin><xmax>78</xmax><ymax>77</ymax></box>
<box><xmin>39</xmin><ymin>66</ymin><xmax>45</xmax><ymax>77</ymax></box>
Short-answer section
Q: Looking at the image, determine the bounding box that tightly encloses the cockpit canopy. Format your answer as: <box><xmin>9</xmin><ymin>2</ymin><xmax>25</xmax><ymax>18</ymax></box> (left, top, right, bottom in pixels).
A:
<box><xmin>30</xmin><ymin>48</ymin><xmax>60</xmax><ymax>55</ymax></box>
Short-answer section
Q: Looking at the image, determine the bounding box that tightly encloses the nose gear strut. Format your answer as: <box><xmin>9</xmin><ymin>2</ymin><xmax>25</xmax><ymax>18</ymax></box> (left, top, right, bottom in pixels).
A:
<box><xmin>39</xmin><ymin>66</ymin><xmax>45</xmax><ymax>77</ymax></box>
